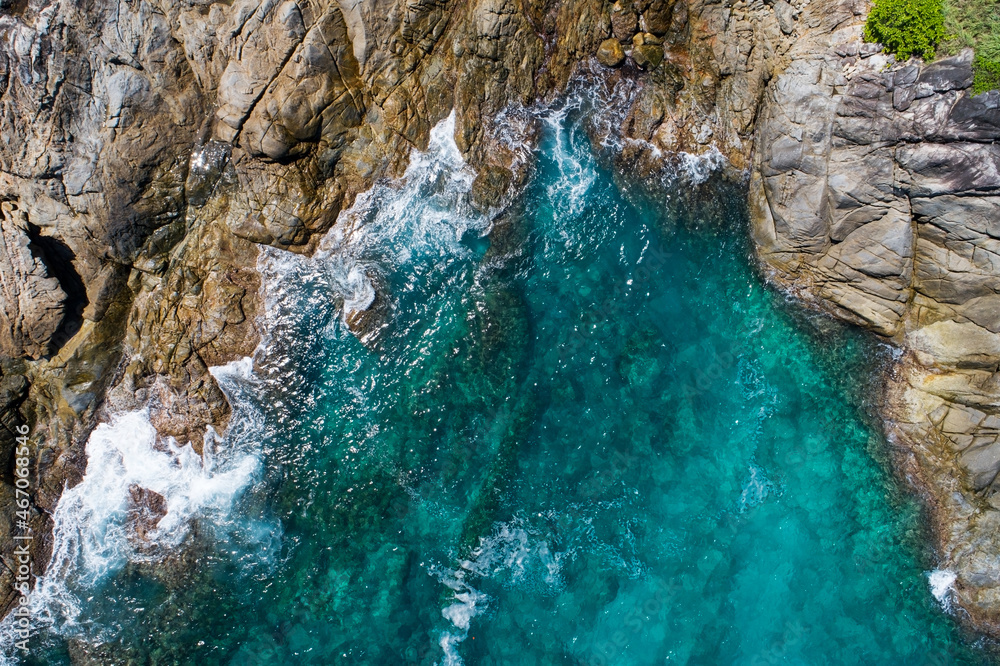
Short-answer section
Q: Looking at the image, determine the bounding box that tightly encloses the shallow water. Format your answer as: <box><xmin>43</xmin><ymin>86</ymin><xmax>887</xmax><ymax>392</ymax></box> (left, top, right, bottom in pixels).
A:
<box><xmin>6</xmin><ymin>103</ymin><xmax>994</xmax><ymax>665</ymax></box>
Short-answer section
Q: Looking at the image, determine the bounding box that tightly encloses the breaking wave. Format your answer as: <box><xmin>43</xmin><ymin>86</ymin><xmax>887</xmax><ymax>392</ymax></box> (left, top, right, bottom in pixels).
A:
<box><xmin>0</xmin><ymin>356</ymin><xmax>272</xmax><ymax>659</ymax></box>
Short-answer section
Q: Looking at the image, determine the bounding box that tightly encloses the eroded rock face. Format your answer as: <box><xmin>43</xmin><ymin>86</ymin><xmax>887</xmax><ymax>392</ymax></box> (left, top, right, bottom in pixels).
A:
<box><xmin>0</xmin><ymin>201</ymin><xmax>66</xmax><ymax>359</ymax></box>
<box><xmin>750</xmin><ymin>2</ymin><xmax>1000</xmax><ymax>634</ymax></box>
<box><xmin>5</xmin><ymin>0</ymin><xmax>996</xmax><ymax>641</ymax></box>
<box><xmin>0</xmin><ymin>0</ymin><xmax>804</xmax><ymax>622</ymax></box>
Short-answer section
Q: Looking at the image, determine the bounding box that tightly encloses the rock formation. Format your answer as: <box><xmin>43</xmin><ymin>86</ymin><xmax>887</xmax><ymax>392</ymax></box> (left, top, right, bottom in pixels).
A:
<box><xmin>1</xmin><ymin>0</ymin><xmax>999</xmax><ymax>643</ymax></box>
<box><xmin>748</xmin><ymin>0</ymin><xmax>1000</xmax><ymax>634</ymax></box>
<box><xmin>0</xmin><ymin>201</ymin><xmax>66</xmax><ymax>360</ymax></box>
<box><xmin>0</xmin><ymin>0</ymin><xmax>801</xmax><ymax>619</ymax></box>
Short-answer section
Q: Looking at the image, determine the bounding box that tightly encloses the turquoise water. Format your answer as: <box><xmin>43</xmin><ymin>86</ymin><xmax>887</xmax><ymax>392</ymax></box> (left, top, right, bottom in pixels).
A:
<box><xmin>11</xmin><ymin>102</ymin><xmax>994</xmax><ymax>665</ymax></box>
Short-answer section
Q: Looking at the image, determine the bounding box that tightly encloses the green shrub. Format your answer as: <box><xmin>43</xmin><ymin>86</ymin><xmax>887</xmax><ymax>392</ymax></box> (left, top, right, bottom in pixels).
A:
<box><xmin>864</xmin><ymin>0</ymin><xmax>946</xmax><ymax>60</ymax></box>
<box><xmin>941</xmin><ymin>0</ymin><xmax>1000</xmax><ymax>57</ymax></box>
<box><xmin>972</xmin><ymin>54</ymin><xmax>1000</xmax><ymax>94</ymax></box>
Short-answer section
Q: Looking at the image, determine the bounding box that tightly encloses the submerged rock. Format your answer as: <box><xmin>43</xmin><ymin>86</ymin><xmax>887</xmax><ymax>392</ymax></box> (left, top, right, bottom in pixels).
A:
<box><xmin>751</xmin><ymin>8</ymin><xmax>1000</xmax><ymax>634</ymax></box>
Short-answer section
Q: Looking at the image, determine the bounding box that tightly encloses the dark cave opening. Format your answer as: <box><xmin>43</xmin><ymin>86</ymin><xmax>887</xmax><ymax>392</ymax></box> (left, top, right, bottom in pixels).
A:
<box><xmin>27</xmin><ymin>225</ymin><xmax>89</xmax><ymax>357</ymax></box>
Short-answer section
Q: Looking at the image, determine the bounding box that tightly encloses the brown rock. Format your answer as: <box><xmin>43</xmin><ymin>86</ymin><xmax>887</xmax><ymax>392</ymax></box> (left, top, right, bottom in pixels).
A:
<box><xmin>631</xmin><ymin>43</ymin><xmax>664</xmax><ymax>70</ymax></box>
<box><xmin>597</xmin><ymin>39</ymin><xmax>626</xmax><ymax>68</ymax></box>
<box><xmin>642</xmin><ymin>0</ymin><xmax>675</xmax><ymax>35</ymax></box>
<box><xmin>610</xmin><ymin>0</ymin><xmax>639</xmax><ymax>41</ymax></box>
<box><xmin>126</xmin><ymin>484</ymin><xmax>169</xmax><ymax>546</ymax></box>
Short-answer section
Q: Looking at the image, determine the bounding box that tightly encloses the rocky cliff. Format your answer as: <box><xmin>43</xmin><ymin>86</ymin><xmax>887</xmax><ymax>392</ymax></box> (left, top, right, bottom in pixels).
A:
<box><xmin>748</xmin><ymin>1</ymin><xmax>1000</xmax><ymax>634</ymax></box>
<box><xmin>0</xmin><ymin>0</ymin><xmax>792</xmax><ymax>621</ymax></box>
<box><xmin>1</xmin><ymin>0</ymin><xmax>1000</xmax><ymax>642</ymax></box>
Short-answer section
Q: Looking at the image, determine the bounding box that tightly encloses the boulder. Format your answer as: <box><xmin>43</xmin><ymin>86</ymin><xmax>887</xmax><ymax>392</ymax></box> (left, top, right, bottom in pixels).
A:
<box><xmin>631</xmin><ymin>34</ymin><xmax>664</xmax><ymax>69</ymax></box>
<box><xmin>597</xmin><ymin>38</ymin><xmax>626</xmax><ymax>68</ymax></box>
<box><xmin>610</xmin><ymin>0</ymin><xmax>639</xmax><ymax>41</ymax></box>
<box><xmin>773</xmin><ymin>0</ymin><xmax>796</xmax><ymax>35</ymax></box>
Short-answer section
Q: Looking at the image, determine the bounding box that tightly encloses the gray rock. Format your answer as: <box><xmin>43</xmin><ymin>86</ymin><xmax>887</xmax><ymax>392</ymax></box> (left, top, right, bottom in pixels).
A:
<box><xmin>773</xmin><ymin>0</ymin><xmax>795</xmax><ymax>35</ymax></box>
<box><xmin>892</xmin><ymin>85</ymin><xmax>915</xmax><ymax>111</ymax></box>
<box><xmin>835</xmin><ymin>43</ymin><xmax>859</xmax><ymax>58</ymax></box>
<box><xmin>918</xmin><ymin>50</ymin><xmax>975</xmax><ymax>93</ymax></box>
<box><xmin>752</xmin><ymin>27</ymin><xmax>1000</xmax><ymax>636</ymax></box>
<box><xmin>0</xmin><ymin>203</ymin><xmax>67</xmax><ymax>360</ymax></box>
<box><xmin>960</xmin><ymin>439</ymin><xmax>1000</xmax><ymax>490</ymax></box>
<box><xmin>946</xmin><ymin>93</ymin><xmax>1000</xmax><ymax>141</ymax></box>
<box><xmin>897</xmin><ymin>143</ymin><xmax>1000</xmax><ymax>197</ymax></box>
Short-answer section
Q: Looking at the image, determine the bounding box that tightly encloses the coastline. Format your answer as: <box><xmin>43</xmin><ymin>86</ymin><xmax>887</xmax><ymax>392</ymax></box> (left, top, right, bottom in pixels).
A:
<box><xmin>2</xmin><ymin>0</ymin><xmax>1000</xmax><ymax>651</ymax></box>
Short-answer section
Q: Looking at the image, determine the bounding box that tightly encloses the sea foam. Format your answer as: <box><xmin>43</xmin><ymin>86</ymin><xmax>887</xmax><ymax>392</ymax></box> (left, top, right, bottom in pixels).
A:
<box><xmin>929</xmin><ymin>569</ymin><xmax>957</xmax><ymax>609</ymax></box>
<box><xmin>0</xmin><ymin>356</ymin><xmax>268</xmax><ymax>657</ymax></box>
<box><xmin>433</xmin><ymin>519</ymin><xmax>566</xmax><ymax>665</ymax></box>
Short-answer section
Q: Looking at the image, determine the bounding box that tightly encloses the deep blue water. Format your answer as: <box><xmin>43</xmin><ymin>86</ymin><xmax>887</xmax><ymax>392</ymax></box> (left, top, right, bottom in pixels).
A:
<box><xmin>5</xmin><ymin>102</ymin><xmax>993</xmax><ymax>665</ymax></box>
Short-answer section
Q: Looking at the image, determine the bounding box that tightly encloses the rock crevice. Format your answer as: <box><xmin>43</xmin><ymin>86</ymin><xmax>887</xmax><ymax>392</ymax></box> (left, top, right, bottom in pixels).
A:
<box><xmin>750</xmin><ymin>3</ymin><xmax>1000</xmax><ymax>634</ymax></box>
<box><xmin>4</xmin><ymin>0</ymin><xmax>1000</xmax><ymax>640</ymax></box>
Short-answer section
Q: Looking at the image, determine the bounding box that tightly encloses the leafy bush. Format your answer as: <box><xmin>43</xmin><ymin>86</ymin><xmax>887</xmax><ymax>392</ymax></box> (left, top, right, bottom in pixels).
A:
<box><xmin>864</xmin><ymin>0</ymin><xmax>946</xmax><ymax>60</ymax></box>
<box><xmin>973</xmin><ymin>55</ymin><xmax>1000</xmax><ymax>94</ymax></box>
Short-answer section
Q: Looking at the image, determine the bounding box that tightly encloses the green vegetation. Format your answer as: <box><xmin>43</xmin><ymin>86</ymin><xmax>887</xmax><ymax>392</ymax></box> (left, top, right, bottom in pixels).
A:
<box><xmin>864</xmin><ymin>0</ymin><xmax>946</xmax><ymax>60</ymax></box>
<box><xmin>940</xmin><ymin>0</ymin><xmax>1000</xmax><ymax>93</ymax></box>
<box><xmin>973</xmin><ymin>54</ymin><xmax>1000</xmax><ymax>93</ymax></box>
<box><xmin>940</xmin><ymin>0</ymin><xmax>1000</xmax><ymax>56</ymax></box>
<box><xmin>863</xmin><ymin>0</ymin><xmax>1000</xmax><ymax>93</ymax></box>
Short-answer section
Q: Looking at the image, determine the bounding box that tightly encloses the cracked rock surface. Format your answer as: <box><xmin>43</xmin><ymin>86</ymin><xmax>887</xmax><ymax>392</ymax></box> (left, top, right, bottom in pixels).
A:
<box><xmin>3</xmin><ymin>0</ymin><xmax>1000</xmax><ymax>640</ymax></box>
<box><xmin>750</xmin><ymin>0</ymin><xmax>1000</xmax><ymax>635</ymax></box>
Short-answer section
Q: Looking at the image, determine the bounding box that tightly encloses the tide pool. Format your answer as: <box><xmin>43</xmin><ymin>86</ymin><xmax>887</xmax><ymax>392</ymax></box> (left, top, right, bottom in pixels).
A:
<box><xmin>8</xmin><ymin>101</ymin><xmax>993</xmax><ymax>665</ymax></box>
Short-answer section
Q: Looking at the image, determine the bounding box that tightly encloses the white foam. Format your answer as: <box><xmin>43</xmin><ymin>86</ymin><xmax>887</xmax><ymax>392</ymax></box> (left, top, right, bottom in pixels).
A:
<box><xmin>738</xmin><ymin>462</ymin><xmax>778</xmax><ymax>513</ymax></box>
<box><xmin>437</xmin><ymin>578</ymin><xmax>489</xmax><ymax>666</ymax></box>
<box><xmin>209</xmin><ymin>354</ymin><xmax>255</xmax><ymax>383</ymax></box>
<box><xmin>1</xmin><ymin>353</ymin><xmax>273</xmax><ymax>658</ymax></box>
<box><xmin>25</xmin><ymin>408</ymin><xmax>261</xmax><ymax>633</ymax></box>
<box><xmin>678</xmin><ymin>146</ymin><xmax>725</xmax><ymax>185</ymax></box>
<box><xmin>543</xmin><ymin>99</ymin><xmax>596</xmax><ymax>220</ymax></box>
<box><xmin>928</xmin><ymin>569</ymin><xmax>957</xmax><ymax>608</ymax></box>
<box><xmin>459</xmin><ymin>522</ymin><xmax>564</xmax><ymax>588</ymax></box>
<box><xmin>262</xmin><ymin>111</ymin><xmax>493</xmax><ymax>342</ymax></box>
<box><xmin>434</xmin><ymin>568</ymin><xmax>489</xmax><ymax>666</ymax></box>
<box><xmin>490</xmin><ymin>103</ymin><xmax>535</xmax><ymax>173</ymax></box>
<box><xmin>316</xmin><ymin>111</ymin><xmax>488</xmax><ymax>261</ymax></box>
<box><xmin>433</xmin><ymin>519</ymin><xmax>566</xmax><ymax>665</ymax></box>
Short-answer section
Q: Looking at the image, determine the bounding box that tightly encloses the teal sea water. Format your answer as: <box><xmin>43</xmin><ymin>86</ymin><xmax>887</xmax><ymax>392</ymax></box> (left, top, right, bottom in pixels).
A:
<box><xmin>5</xmin><ymin>100</ymin><xmax>994</xmax><ymax>665</ymax></box>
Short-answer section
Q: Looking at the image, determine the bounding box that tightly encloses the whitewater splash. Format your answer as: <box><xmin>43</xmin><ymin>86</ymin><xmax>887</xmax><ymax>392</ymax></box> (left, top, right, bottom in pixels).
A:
<box><xmin>0</xmin><ymin>357</ymin><xmax>267</xmax><ymax>659</ymax></box>
<box><xmin>678</xmin><ymin>146</ymin><xmax>725</xmax><ymax>185</ymax></box>
<box><xmin>437</xmin><ymin>573</ymin><xmax>489</xmax><ymax>666</ymax></box>
<box><xmin>929</xmin><ymin>569</ymin><xmax>958</xmax><ymax>610</ymax></box>
<box><xmin>321</xmin><ymin>111</ymin><xmax>488</xmax><ymax>261</ymax></box>
<box><xmin>567</xmin><ymin>73</ymin><xmax>727</xmax><ymax>187</ymax></box>
<box><xmin>434</xmin><ymin>520</ymin><xmax>566</xmax><ymax>665</ymax></box>
<box><xmin>261</xmin><ymin>111</ymin><xmax>493</xmax><ymax>342</ymax></box>
<box><xmin>543</xmin><ymin>98</ymin><xmax>597</xmax><ymax>220</ymax></box>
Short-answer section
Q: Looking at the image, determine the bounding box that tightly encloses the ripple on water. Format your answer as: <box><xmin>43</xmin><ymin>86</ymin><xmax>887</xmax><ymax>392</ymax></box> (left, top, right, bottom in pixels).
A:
<box><xmin>6</xmin><ymin>97</ymin><xmax>994</xmax><ymax>666</ymax></box>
